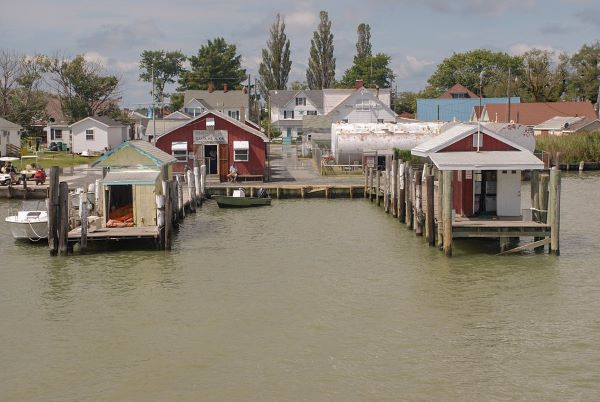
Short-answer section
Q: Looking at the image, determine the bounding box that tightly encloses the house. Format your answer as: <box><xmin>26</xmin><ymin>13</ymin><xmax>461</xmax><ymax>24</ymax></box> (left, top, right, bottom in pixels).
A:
<box><xmin>92</xmin><ymin>140</ymin><xmax>176</xmax><ymax>228</ymax></box>
<box><xmin>477</xmin><ymin>101</ymin><xmax>597</xmax><ymax>126</ymax></box>
<box><xmin>437</xmin><ymin>83</ymin><xmax>478</xmax><ymax>99</ymax></box>
<box><xmin>44</xmin><ymin>123</ymin><xmax>71</xmax><ymax>150</ymax></box>
<box><xmin>144</xmin><ymin>118</ymin><xmax>191</xmax><ymax>142</ymax></box>
<box><xmin>182</xmin><ymin>83</ymin><xmax>249</xmax><ymax>121</ymax></box>
<box><xmin>412</xmin><ymin>123</ymin><xmax>543</xmax><ymax>217</ymax></box>
<box><xmin>156</xmin><ymin>110</ymin><xmax>269</xmax><ymax>181</ymax></box>
<box><xmin>70</xmin><ymin>116</ymin><xmax>129</xmax><ymax>154</ymax></box>
<box><xmin>0</xmin><ymin>117</ymin><xmax>22</xmax><ymax>157</ymax></box>
<box><xmin>164</xmin><ymin>110</ymin><xmax>192</xmax><ymax>120</ymax></box>
<box><xmin>331</xmin><ymin>121</ymin><xmax>448</xmax><ymax>164</ymax></box>
<box><xmin>269</xmin><ymin>80</ymin><xmax>394</xmax><ymax>142</ymax></box>
<box><xmin>533</xmin><ymin>116</ymin><xmax>600</xmax><ymax>136</ymax></box>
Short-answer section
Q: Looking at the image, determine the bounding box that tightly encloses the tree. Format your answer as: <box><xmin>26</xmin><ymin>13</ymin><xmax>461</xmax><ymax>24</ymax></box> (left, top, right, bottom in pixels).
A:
<box><xmin>394</xmin><ymin>91</ymin><xmax>417</xmax><ymax>115</ymax></box>
<box><xmin>289</xmin><ymin>80</ymin><xmax>308</xmax><ymax>90</ymax></box>
<box><xmin>48</xmin><ymin>54</ymin><xmax>120</xmax><ymax>123</ymax></box>
<box><xmin>339</xmin><ymin>53</ymin><xmax>394</xmax><ymax>89</ymax></box>
<box><xmin>178</xmin><ymin>38</ymin><xmax>247</xmax><ymax>91</ymax></box>
<box><xmin>519</xmin><ymin>49</ymin><xmax>565</xmax><ymax>102</ymax></box>
<box><xmin>306</xmin><ymin>11</ymin><xmax>336</xmax><ymax>89</ymax></box>
<box><xmin>356</xmin><ymin>23</ymin><xmax>371</xmax><ymax>60</ymax></box>
<box><xmin>566</xmin><ymin>41</ymin><xmax>600</xmax><ymax>104</ymax></box>
<box><xmin>139</xmin><ymin>50</ymin><xmax>186</xmax><ymax>107</ymax></box>
<box><xmin>170</xmin><ymin>92</ymin><xmax>184</xmax><ymax>111</ymax></box>
<box><xmin>258</xmin><ymin>14</ymin><xmax>292</xmax><ymax>98</ymax></box>
<box><xmin>427</xmin><ymin>49</ymin><xmax>522</xmax><ymax>97</ymax></box>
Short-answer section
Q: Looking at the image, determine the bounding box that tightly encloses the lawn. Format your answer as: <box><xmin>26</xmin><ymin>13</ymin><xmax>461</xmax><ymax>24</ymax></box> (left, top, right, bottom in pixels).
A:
<box><xmin>16</xmin><ymin>151</ymin><xmax>99</xmax><ymax>169</ymax></box>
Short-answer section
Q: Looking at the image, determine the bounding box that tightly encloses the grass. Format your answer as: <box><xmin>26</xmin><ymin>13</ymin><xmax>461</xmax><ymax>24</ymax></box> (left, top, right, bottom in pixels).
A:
<box><xmin>535</xmin><ymin>131</ymin><xmax>600</xmax><ymax>163</ymax></box>
<box><xmin>15</xmin><ymin>150</ymin><xmax>99</xmax><ymax>169</ymax></box>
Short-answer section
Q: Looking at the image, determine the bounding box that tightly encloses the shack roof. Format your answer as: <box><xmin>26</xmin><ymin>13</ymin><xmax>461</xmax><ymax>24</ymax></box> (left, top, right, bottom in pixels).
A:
<box><xmin>429</xmin><ymin>151</ymin><xmax>543</xmax><ymax>171</ymax></box>
<box><xmin>0</xmin><ymin>117</ymin><xmax>22</xmax><ymax>130</ymax></box>
<box><xmin>103</xmin><ymin>169</ymin><xmax>160</xmax><ymax>185</ymax></box>
<box><xmin>93</xmin><ymin>140</ymin><xmax>177</xmax><ymax>167</ymax></box>
<box><xmin>482</xmin><ymin>101</ymin><xmax>597</xmax><ymax>125</ymax></box>
<box><xmin>183</xmin><ymin>89</ymin><xmax>249</xmax><ymax>109</ymax></box>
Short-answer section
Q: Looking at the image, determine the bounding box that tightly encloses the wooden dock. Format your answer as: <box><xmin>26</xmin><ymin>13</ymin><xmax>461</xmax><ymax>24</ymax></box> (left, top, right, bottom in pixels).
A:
<box><xmin>0</xmin><ymin>184</ymin><xmax>48</xmax><ymax>199</ymax></box>
<box><xmin>207</xmin><ymin>184</ymin><xmax>363</xmax><ymax>199</ymax></box>
<box><xmin>68</xmin><ymin>226</ymin><xmax>160</xmax><ymax>241</ymax></box>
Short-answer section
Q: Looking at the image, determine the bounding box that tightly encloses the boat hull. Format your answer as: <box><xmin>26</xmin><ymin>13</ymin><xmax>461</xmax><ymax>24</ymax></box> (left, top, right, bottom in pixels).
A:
<box><xmin>5</xmin><ymin>211</ymin><xmax>49</xmax><ymax>241</ymax></box>
<box><xmin>213</xmin><ymin>195</ymin><xmax>272</xmax><ymax>208</ymax></box>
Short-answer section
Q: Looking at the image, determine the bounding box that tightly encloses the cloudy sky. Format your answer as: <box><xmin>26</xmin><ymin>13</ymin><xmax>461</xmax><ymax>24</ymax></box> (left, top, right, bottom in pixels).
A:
<box><xmin>1</xmin><ymin>0</ymin><xmax>598</xmax><ymax>106</ymax></box>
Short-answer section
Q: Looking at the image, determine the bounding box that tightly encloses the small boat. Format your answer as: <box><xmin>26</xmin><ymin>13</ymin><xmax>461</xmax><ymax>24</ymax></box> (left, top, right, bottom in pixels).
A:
<box><xmin>213</xmin><ymin>188</ymin><xmax>272</xmax><ymax>208</ymax></box>
<box><xmin>5</xmin><ymin>210</ymin><xmax>49</xmax><ymax>241</ymax></box>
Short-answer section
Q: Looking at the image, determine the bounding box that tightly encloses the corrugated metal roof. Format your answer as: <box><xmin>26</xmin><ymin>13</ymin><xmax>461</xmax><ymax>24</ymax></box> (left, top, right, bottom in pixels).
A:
<box><xmin>182</xmin><ymin>90</ymin><xmax>249</xmax><ymax>109</ymax></box>
<box><xmin>103</xmin><ymin>170</ymin><xmax>160</xmax><ymax>185</ymax></box>
<box><xmin>429</xmin><ymin>151</ymin><xmax>544</xmax><ymax>171</ymax></box>
<box><xmin>533</xmin><ymin>116</ymin><xmax>584</xmax><ymax>130</ymax></box>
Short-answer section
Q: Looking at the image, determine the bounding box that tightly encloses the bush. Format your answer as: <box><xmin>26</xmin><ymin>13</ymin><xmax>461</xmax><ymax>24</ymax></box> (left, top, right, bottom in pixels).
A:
<box><xmin>535</xmin><ymin>131</ymin><xmax>600</xmax><ymax>163</ymax></box>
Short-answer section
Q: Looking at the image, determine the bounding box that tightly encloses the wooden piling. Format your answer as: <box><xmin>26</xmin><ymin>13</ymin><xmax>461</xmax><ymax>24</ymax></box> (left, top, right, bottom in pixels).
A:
<box><xmin>200</xmin><ymin>165</ymin><xmax>206</xmax><ymax>197</ymax></box>
<box><xmin>406</xmin><ymin>166</ymin><xmax>413</xmax><ymax>229</ymax></box>
<box><xmin>530</xmin><ymin>170</ymin><xmax>539</xmax><ymax>221</ymax></box>
<box><xmin>442</xmin><ymin>171</ymin><xmax>453</xmax><ymax>257</ymax></box>
<box><xmin>48</xmin><ymin>166</ymin><xmax>60</xmax><ymax>256</ymax></box>
<box><xmin>384</xmin><ymin>168</ymin><xmax>389</xmax><ymax>212</ymax></box>
<box><xmin>164</xmin><ymin>180</ymin><xmax>173</xmax><ymax>250</ymax></box>
<box><xmin>186</xmin><ymin>169</ymin><xmax>196</xmax><ymax>212</ymax></box>
<box><xmin>415</xmin><ymin>171</ymin><xmax>423</xmax><ymax>236</ymax></box>
<box><xmin>539</xmin><ymin>173</ymin><xmax>549</xmax><ymax>223</ymax></box>
<box><xmin>391</xmin><ymin>159</ymin><xmax>398</xmax><ymax>217</ymax></box>
<box><xmin>426</xmin><ymin>174</ymin><xmax>435</xmax><ymax>246</ymax></box>
<box><xmin>58</xmin><ymin>181</ymin><xmax>69</xmax><ymax>256</ymax></box>
<box><xmin>399</xmin><ymin>161</ymin><xmax>406</xmax><ymax>223</ymax></box>
<box><xmin>550</xmin><ymin>168</ymin><xmax>561</xmax><ymax>255</ymax></box>
<box><xmin>369</xmin><ymin>167</ymin><xmax>374</xmax><ymax>202</ymax></box>
<box><xmin>376</xmin><ymin>170</ymin><xmax>381</xmax><ymax>206</ymax></box>
<box><xmin>436</xmin><ymin>169</ymin><xmax>444</xmax><ymax>248</ymax></box>
<box><xmin>364</xmin><ymin>167</ymin><xmax>368</xmax><ymax>198</ymax></box>
<box><xmin>79</xmin><ymin>192</ymin><xmax>88</xmax><ymax>250</ymax></box>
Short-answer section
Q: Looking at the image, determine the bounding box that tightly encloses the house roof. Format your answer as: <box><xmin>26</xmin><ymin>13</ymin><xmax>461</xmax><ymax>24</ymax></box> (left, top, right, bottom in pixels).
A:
<box><xmin>269</xmin><ymin>89</ymin><xmax>324</xmax><ymax>111</ymax></box>
<box><xmin>182</xmin><ymin>90</ymin><xmax>249</xmax><ymax>109</ymax></box>
<box><xmin>429</xmin><ymin>151</ymin><xmax>544</xmax><ymax>171</ymax></box>
<box><xmin>483</xmin><ymin>101</ymin><xmax>597</xmax><ymax>125</ymax></box>
<box><xmin>164</xmin><ymin>111</ymin><xmax>192</xmax><ymax>120</ymax></box>
<box><xmin>0</xmin><ymin>117</ymin><xmax>22</xmax><ymax>130</ymax></box>
<box><xmin>145</xmin><ymin>119</ymin><xmax>190</xmax><ymax>137</ymax></box>
<box><xmin>326</xmin><ymin>87</ymin><xmax>397</xmax><ymax>119</ymax></box>
<box><xmin>411</xmin><ymin>122</ymin><xmax>534</xmax><ymax>156</ymax></box>
<box><xmin>70</xmin><ymin>115</ymin><xmax>125</xmax><ymax>128</ymax></box>
<box><xmin>93</xmin><ymin>140</ymin><xmax>177</xmax><ymax>167</ymax></box>
<box><xmin>562</xmin><ymin>117</ymin><xmax>600</xmax><ymax>133</ymax></box>
<box><xmin>160</xmin><ymin>110</ymin><xmax>269</xmax><ymax>142</ymax></box>
<box><xmin>438</xmin><ymin>84</ymin><xmax>478</xmax><ymax>99</ymax></box>
<box><xmin>534</xmin><ymin>116</ymin><xmax>584</xmax><ymax>130</ymax></box>
<box><xmin>103</xmin><ymin>169</ymin><xmax>161</xmax><ymax>185</ymax></box>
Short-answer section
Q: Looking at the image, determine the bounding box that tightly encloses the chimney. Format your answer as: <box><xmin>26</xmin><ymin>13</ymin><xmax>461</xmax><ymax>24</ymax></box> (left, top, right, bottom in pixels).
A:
<box><xmin>223</xmin><ymin>83</ymin><xmax>228</xmax><ymax>93</ymax></box>
<box><xmin>208</xmin><ymin>81</ymin><xmax>214</xmax><ymax>93</ymax></box>
<box><xmin>355</xmin><ymin>80</ymin><xmax>364</xmax><ymax>90</ymax></box>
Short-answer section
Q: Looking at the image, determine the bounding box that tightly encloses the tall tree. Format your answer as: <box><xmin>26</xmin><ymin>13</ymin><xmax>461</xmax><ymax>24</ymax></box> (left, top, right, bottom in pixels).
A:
<box><xmin>48</xmin><ymin>54</ymin><xmax>120</xmax><ymax>123</ymax></box>
<box><xmin>259</xmin><ymin>14</ymin><xmax>292</xmax><ymax>98</ymax></box>
<box><xmin>139</xmin><ymin>50</ymin><xmax>186</xmax><ymax>106</ymax></box>
<box><xmin>356</xmin><ymin>23</ymin><xmax>371</xmax><ymax>60</ymax></box>
<box><xmin>306</xmin><ymin>11</ymin><xmax>336</xmax><ymax>89</ymax></box>
<box><xmin>520</xmin><ymin>49</ymin><xmax>565</xmax><ymax>102</ymax></box>
<box><xmin>566</xmin><ymin>41</ymin><xmax>600</xmax><ymax>103</ymax></box>
<box><xmin>339</xmin><ymin>53</ymin><xmax>394</xmax><ymax>88</ymax></box>
<box><xmin>178</xmin><ymin>38</ymin><xmax>247</xmax><ymax>91</ymax></box>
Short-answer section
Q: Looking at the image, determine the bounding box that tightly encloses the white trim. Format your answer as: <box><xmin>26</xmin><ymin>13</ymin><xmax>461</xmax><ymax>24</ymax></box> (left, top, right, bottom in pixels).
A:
<box><xmin>233</xmin><ymin>140</ymin><xmax>249</xmax><ymax>150</ymax></box>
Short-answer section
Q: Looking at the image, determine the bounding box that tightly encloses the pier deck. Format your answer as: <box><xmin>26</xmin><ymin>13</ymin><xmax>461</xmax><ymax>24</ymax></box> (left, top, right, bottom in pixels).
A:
<box><xmin>452</xmin><ymin>217</ymin><xmax>550</xmax><ymax>238</ymax></box>
<box><xmin>68</xmin><ymin>226</ymin><xmax>160</xmax><ymax>242</ymax></box>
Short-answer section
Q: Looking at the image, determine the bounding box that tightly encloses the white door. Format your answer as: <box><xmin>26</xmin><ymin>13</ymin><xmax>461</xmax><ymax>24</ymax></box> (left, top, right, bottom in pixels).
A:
<box><xmin>497</xmin><ymin>170</ymin><xmax>521</xmax><ymax>216</ymax></box>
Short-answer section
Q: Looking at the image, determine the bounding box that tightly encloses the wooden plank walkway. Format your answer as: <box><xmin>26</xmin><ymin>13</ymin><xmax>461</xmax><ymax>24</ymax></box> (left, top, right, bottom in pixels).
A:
<box><xmin>68</xmin><ymin>226</ymin><xmax>160</xmax><ymax>241</ymax></box>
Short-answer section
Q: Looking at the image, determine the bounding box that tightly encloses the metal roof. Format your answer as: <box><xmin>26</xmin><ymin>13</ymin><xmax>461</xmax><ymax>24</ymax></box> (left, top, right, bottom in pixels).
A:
<box><xmin>0</xmin><ymin>117</ymin><xmax>22</xmax><ymax>130</ymax></box>
<box><xmin>103</xmin><ymin>170</ymin><xmax>160</xmax><ymax>185</ymax></box>
<box><xmin>429</xmin><ymin>151</ymin><xmax>544</xmax><ymax>171</ymax></box>
<box><xmin>182</xmin><ymin>90</ymin><xmax>249</xmax><ymax>109</ymax></box>
<box><xmin>533</xmin><ymin>116</ymin><xmax>584</xmax><ymax>130</ymax></box>
<box><xmin>93</xmin><ymin>140</ymin><xmax>177</xmax><ymax>167</ymax></box>
<box><xmin>70</xmin><ymin>115</ymin><xmax>125</xmax><ymax>128</ymax></box>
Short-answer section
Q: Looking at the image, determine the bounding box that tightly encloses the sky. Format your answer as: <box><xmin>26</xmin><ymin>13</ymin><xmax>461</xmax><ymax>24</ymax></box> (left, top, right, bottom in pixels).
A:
<box><xmin>0</xmin><ymin>0</ymin><xmax>598</xmax><ymax>107</ymax></box>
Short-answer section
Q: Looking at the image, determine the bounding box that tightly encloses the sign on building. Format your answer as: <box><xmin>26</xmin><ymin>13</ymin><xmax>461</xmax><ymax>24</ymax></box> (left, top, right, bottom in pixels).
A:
<box><xmin>193</xmin><ymin>130</ymin><xmax>228</xmax><ymax>144</ymax></box>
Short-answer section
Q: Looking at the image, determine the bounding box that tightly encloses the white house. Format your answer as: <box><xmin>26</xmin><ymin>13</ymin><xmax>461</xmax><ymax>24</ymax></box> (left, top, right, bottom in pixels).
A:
<box><xmin>182</xmin><ymin>84</ymin><xmax>249</xmax><ymax>121</ymax></box>
<box><xmin>326</xmin><ymin>87</ymin><xmax>397</xmax><ymax>125</ymax></box>
<box><xmin>0</xmin><ymin>117</ymin><xmax>22</xmax><ymax>157</ymax></box>
<box><xmin>44</xmin><ymin>123</ymin><xmax>72</xmax><ymax>150</ymax></box>
<box><xmin>269</xmin><ymin>89</ymin><xmax>323</xmax><ymax>140</ymax></box>
<box><xmin>70</xmin><ymin>116</ymin><xmax>128</xmax><ymax>154</ymax></box>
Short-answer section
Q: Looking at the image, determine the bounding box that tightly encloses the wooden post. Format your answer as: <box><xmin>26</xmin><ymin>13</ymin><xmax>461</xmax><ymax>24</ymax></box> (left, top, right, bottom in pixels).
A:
<box><xmin>415</xmin><ymin>171</ymin><xmax>423</xmax><ymax>236</ymax></box>
<box><xmin>176</xmin><ymin>175</ymin><xmax>184</xmax><ymax>219</ymax></box>
<box><xmin>443</xmin><ymin>171</ymin><xmax>453</xmax><ymax>256</ymax></box>
<box><xmin>276</xmin><ymin>187</ymin><xmax>280</xmax><ymax>199</ymax></box>
<box><xmin>79</xmin><ymin>192</ymin><xmax>88</xmax><ymax>250</ymax></box>
<box><xmin>391</xmin><ymin>159</ymin><xmax>398</xmax><ymax>217</ymax></box>
<box><xmin>550</xmin><ymin>168</ymin><xmax>561</xmax><ymax>255</ymax></box>
<box><xmin>301</xmin><ymin>186</ymin><xmax>305</xmax><ymax>199</ymax></box>
<box><xmin>376</xmin><ymin>169</ymin><xmax>381</xmax><ymax>206</ymax></box>
<box><xmin>406</xmin><ymin>166</ymin><xmax>413</xmax><ymax>229</ymax></box>
<box><xmin>200</xmin><ymin>164</ymin><xmax>206</xmax><ymax>198</ymax></box>
<box><xmin>58</xmin><ymin>181</ymin><xmax>69</xmax><ymax>256</ymax></box>
<box><xmin>364</xmin><ymin>166</ymin><xmax>368</xmax><ymax>198</ymax></box>
<box><xmin>383</xmin><ymin>168</ymin><xmax>389</xmax><ymax>212</ymax></box>
<box><xmin>369</xmin><ymin>167</ymin><xmax>374</xmax><ymax>202</ymax></box>
<box><xmin>530</xmin><ymin>170</ymin><xmax>539</xmax><ymax>222</ymax></box>
<box><xmin>579</xmin><ymin>161</ymin><xmax>585</xmax><ymax>171</ymax></box>
<box><xmin>156</xmin><ymin>194</ymin><xmax>165</xmax><ymax>248</ymax></box>
<box><xmin>399</xmin><ymin>161</ymin><xmax>405</xmax><ymax>223</ymax></box>
<box><xmin>22</xmin><ymin>174</ymin><xmax>28</xmax><ymax>198</ymax></box>
<box><xmin>539</xmin><ymin>173</ymin><xmax>549</xmax><ymax>224</ymax></box>
<box><xmin>48</xmin><ymin>166</ymin><xmax>60</xmax><ymax>256</ymax></box>
<box><xmin>186</xmin><ymin>169</ymin><xmax>196</xmax><ymax>212</ymax></box>
<box><xmin>164</xmin><ymin>180</ymin><xmax>173</xmax><ymax>250</ymax></box>
<box><xmin>436</xmin><ymin>169</ymin><xmax>444</xmax><ymax>248</ymax></box>
<box><xmin>426</xmin><ymin>174</ymin><xmax>435</xmax><ymax>246</ymax></box>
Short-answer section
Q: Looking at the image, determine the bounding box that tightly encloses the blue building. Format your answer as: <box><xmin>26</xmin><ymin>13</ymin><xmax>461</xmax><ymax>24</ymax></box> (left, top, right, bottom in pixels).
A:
<box><xmin>417</xmin><ymin>97</ymin><xmax>520</xmax><ymax>122</ymax></box>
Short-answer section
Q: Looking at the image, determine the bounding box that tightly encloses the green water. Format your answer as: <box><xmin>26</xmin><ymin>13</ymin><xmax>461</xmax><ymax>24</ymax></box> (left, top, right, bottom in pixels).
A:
<box><xmin>1</xmin><ymin>173</ymin><xmax>600</xmax><ymax>401</ymax></box>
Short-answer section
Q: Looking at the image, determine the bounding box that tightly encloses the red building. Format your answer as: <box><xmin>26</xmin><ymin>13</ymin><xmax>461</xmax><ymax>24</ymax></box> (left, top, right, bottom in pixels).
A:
<box><xmin>412</xmin><ymin>123</ymin><xmax>543</xmax><ymax>217</ymax></box>
<box><xmin>156</xmin><ymin>111</ymin><xmax>269</xmax><ymax>181</ymax></box>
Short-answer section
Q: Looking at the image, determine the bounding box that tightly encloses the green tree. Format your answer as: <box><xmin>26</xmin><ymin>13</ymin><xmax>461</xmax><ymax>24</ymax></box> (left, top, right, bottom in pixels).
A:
<box><xmin>170</xmin><ymin>92</ymin><xmax>184</xmax><ymax>111</ymax></box>
<box><xmin>339</xmin><ymin>54</ymin><xmax>394</xmax><ymax>88</ymax></box>
<box><xmin>427</xmin><ymin>49</ymin><xmax>522</xmax><ymax>96</ymax></box>
<box><xmin>258</xmin><ymin>14</ymin><xmax>292</xmax><ymax>99</ymax></box>
<box><xmin>289</xmin><ymin>80</ymin><xmax>308</xmax><ymax>90</ymax></box>
<box><xmin>356</xmin><ymin>23</ymin><xmax>371</xmax><ymax>60</ymax></box>
<box><xmin>178</xmin><ymin>38</ymin><xmax>247</xmax><ymax>91</ymax></box>
<box><xmin>48</xmin><ymin>55</ymin><xmax>120</xmax><ymax>123</ymax></box>
<box><xmin>139</xmin><ymin>50</ymin><xmax>186</xmax><ymax>106</ymax></box>
<box><xmin>566</xmin><ymin>41</ymin><xmax>600</xmax><ymax>103</ymax></box>
<box><xmin>519</xmin><ymin>49</ymin><xmax>566</xmax><ymax>102</ymax></box>
<box><xmin>306</xmin><ymin>11</ymin><xmax>336</xmax><ymax>89</ymax></box>
<box><xmin>394</xmin><ymin>91</ymin><xmax>417</xmax><ymax>115</ymax></box>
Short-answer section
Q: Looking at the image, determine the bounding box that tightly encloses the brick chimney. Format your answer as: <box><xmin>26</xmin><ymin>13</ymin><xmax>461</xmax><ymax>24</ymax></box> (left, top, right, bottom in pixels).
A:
<box><xmin>223</xmin><ymin>83</ymin><xmax>228</xmax><ymax>93</ymax></box>
<box><xmin>208</xmin><ymin>81</ymin><xmax>214</xmax><ymax>93</ymax></box>
<box><xmin>355</xmin><ymin>80</ymin><xmax>364</xmax><ymax>89</ymax></box>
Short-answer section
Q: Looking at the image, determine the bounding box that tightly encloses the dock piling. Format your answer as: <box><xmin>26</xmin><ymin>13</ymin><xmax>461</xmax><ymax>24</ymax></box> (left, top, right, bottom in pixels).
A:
<box><xmin>58</xmin><ymin>182</ymin><xmax>69</xmax><ymax>256</ymax></box>
<box><xmin>442</xmin><ymin>171</ymin><xmax>453</xmax><ymax>257</ymax></box>
<box><xmin>48</xmin><ymin>166</ymin><xmax>60</xmax><ymax>256</ymax></box>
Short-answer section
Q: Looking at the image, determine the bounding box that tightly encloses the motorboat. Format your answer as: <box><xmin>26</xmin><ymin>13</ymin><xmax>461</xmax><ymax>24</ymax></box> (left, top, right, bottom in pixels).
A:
<box><xmin>213</xmin><ymin>188</ymin><xmax>272</xmax><ymax>208</ymax></box>
<box><xmin>5</xmin><ymin>210</ymin><xmax>49</xmax><ymax>241</ymax></box>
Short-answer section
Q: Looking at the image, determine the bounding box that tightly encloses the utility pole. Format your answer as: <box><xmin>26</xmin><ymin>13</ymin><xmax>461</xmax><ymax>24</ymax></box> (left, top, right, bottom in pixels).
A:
<box><xmin>507</xmin><ymin>67</ymin><xmax>512</xmax><ymax>123</ymax></box>
<box><xmin>477</xmin><ymin>70</ymin><xmax>484</xmax><ymax>152</ymax></box>
<box><xmin>151</xmin><ymin>64</ymin><xmax>156</xmax><ymax>145</ymax></box>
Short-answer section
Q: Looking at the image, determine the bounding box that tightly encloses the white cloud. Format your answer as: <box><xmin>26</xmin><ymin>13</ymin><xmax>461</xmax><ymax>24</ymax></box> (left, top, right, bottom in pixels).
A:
<box><xmin>84</xmin><ymin>51</ymin><xmax>108</xmax><ymax>66</ymax></box>
<box><xmin>285</xmin><ymin>10</ymin><xmax>318</xmax><ymax>30</ymax></box>
<box><xmin>508</xmin><ymin>43</ymin><xmax>560</xmax><ymax>56</ymax></box>
<box><xmin>395</xmin><ymin>56</ymin><xmax>436</xmax><ymax>80</ymax></box>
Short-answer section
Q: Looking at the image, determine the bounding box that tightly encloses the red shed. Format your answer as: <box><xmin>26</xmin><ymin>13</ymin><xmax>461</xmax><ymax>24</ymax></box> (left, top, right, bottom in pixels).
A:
<box><xmin>412</xmin><ymin>123</ymin><xmax>544</xmax><ymax>218</ymax></box>
<box><xmin>156</xmin><ymin>111</ymin><xmax>269</xmax><ymax>181</ymax></box>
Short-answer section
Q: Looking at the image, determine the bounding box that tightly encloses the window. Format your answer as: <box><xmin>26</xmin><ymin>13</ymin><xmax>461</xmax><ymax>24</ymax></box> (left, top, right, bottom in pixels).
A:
<box><xmin>306</xmin><ymin>110</ymin><xmax>317</xmax><ymax>116</ymax></box>
<box><xmin>295</xmin><ymin>97</ymin><xmax>306</xmax><ymax>106</ymax></box>
<box><xmin>206</xmin><ymin>117</ymin><xmax>215</xmax><ymax>127</ymax></box>
<box><xmin>284</xmin><ymin>110</ymin><xmax>294</xmax><ymax>119</ymax></box>
<box><xmin>85</xmin><ymin>129</ymin><xmax>94</xmax><ymax>141</ymax></box>
<box><xmin>228</xmin><ymin>110</ymin><xmax>240</xmax><ymax>120</ymax></box>
<box><xmin>54</xmin><ymin>129</ymin><xmax>62</xmax><ymax>140</ymax></box>
<box><xmin>377</xmin><ymin>119</ymin><xmax>384</xmax><ymax>123</ymax></box>
<box><xmin>233</xmin><ymin>140</ymin><xmax>249</xmax><ymax>161</ymax></box>
<box><xmin>342</xmin><ymin>119</ymin><xmax>349</xmax><ymax>123</ymax></box>
<box><xmin>172</xmin><ymin>142</ymin><xmax>188</xmax><ymax>161</ymax></box>
<box><xmin>472</xmin><ymin>133</ymin><xmax>483</xmax><ymax>147</ymax></box>
<box><xmin>452</xmin><ymin>93</ymin><xmax>466</xmax><ymax>99</ymax></box>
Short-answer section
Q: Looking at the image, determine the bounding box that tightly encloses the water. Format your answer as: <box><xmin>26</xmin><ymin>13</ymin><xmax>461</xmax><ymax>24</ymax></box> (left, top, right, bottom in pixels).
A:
<box><xmin>1</xmin><ymin>173</ymin><xmax>600</xmax><ymax>401</ymax></box>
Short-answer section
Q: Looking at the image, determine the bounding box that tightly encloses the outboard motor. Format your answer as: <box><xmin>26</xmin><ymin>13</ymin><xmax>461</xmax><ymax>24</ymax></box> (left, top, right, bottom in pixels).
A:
<box><xmin>257</xmin><ymin>188</ymin><xmax>268</xmax><ymax>198</ymax></box>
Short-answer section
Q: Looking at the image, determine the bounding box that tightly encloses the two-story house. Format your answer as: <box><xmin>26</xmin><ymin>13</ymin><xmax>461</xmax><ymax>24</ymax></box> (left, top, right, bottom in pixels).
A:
<box><xmin>182</xmin><ymin>83</ymin><xmax>249</xmax><ymax>122</ymax></box>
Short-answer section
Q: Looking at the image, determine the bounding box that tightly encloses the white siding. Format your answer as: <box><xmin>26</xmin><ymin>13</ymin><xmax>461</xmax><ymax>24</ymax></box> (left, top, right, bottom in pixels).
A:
<box><xmin>0</xmin><ymin>128</ymin><xmax>20</xmax><ymax>156</ymax></box>
<box><xmin>71</xmin><ymin>119</ymin><xmax>127</xmax><ymax>154</ymax></box>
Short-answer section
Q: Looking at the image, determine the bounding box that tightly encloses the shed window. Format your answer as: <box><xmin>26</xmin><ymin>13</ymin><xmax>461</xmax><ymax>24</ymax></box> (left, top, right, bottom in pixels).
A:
<box><xmin>473</xmin><ymin>133</ymin><xmax>483</xmax><ymax>147</ymax></box>
<box><xmin>86</xmin><ymin>129</ymin><xmax>94</xmax><ymax>140</ymax></box>
<box><xmin>172</xmin><ymin>142</ymin><xmax>188</xmax><ymax>161</ymax></box>
<box><xmin>233</xmin><ymin>140</ymin><xmax>249</xmax><ymax>162</ymax></box>
<box><xmin>284</xmin><ymin>110</ymin><xmax>294</xmax><ymax>119</ymax></box>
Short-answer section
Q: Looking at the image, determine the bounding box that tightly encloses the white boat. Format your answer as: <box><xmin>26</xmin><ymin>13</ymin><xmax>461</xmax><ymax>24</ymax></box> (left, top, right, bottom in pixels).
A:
<box><xmin>5</xmin><ymin>210</ymin><xmax>49</xmax><ymax>241</ymax></box>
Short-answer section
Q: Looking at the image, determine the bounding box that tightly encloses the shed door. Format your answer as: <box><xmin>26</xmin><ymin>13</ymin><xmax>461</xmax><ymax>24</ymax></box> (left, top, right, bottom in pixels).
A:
<box><xmin>497</xmin><ymin>170</ymin><xmax>521</xmax><ymax>216</ymax></box>
<box><xmin>218</xmin><ymin>144</ymin><xmax>229</xmax><ymax>182</ymax></box>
